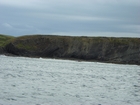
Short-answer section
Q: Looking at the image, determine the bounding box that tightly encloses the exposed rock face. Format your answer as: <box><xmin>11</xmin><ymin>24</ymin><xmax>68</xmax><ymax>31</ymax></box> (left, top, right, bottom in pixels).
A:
<box><xmin>2</xmin><ymin>35</ymin><xmax>140</xmax><ymax>65</ymax></box>
<box><xmin>0</xmin><ymin>47</ymin><xmax>4</xmax><ymax>54</ymax></box>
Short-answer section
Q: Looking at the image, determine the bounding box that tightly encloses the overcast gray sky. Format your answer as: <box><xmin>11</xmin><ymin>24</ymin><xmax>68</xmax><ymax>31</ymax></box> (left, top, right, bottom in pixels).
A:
<box><xmin>0</xmin><ymin>0</ymin><xmax>140</xmax><ymax>37</ymax></box>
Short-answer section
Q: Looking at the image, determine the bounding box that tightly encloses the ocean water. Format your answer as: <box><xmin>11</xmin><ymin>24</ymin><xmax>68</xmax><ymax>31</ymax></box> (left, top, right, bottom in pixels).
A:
<box><xmin>0</xmin><ymin>55</ymin><xmax>140</xmax><ymax>105</ymax></box>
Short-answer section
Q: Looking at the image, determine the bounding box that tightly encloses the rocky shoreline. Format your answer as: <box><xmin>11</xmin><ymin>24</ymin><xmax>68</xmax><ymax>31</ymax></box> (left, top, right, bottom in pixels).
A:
<box><xmin>0</xmin><ymin>35</ymin><xmax>140</xmax><ymax>65</ymax></box>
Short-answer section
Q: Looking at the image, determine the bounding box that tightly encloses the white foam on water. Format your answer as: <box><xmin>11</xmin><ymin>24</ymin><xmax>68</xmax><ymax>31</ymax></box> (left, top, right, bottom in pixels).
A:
<box><xmin>0</xmin><ymin>56</ymin><xmax>140</xmax><ymax>105</ymax></box>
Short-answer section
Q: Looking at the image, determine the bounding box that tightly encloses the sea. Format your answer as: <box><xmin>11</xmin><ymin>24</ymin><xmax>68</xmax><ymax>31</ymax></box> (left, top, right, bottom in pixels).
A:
<box><xmin>0</xmin><ymin>55</ymin><xmax>140</xmax><ymax>105</ymax></box>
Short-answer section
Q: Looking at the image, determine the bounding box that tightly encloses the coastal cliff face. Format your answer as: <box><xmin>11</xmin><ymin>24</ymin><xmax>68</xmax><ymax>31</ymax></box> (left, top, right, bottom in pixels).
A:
<box><xmin>1</xmin><ymin>35</ymin><xmax>140</xmax><ymax>65</ymax></box>
<box><xmin>0</xmin><ymin>47</ymin><xmax>4</xmax><ymax>54</ymax></box>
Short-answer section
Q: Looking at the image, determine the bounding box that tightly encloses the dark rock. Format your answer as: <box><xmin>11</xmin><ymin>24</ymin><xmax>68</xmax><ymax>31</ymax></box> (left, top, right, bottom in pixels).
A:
<box><xmin>0</xmin><ymin>47</ymin><xmax>4</xmax><ymax>54</ymax></box>
<box><xmin>5</xmin><ymin>43</ymin><xmax>29</xmax><ymax>56</ymax></box>
<box><xmin>1</xmin><ymin>35</ymin><xmax>140</xmax><ymax>65</ymax></box>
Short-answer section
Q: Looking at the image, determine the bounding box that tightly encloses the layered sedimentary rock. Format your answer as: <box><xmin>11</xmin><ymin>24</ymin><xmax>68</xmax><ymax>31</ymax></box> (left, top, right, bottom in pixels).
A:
<box><xmin>1</xmin><ymin>35</ymin><xmax>140</xmax><ymax>65</ymax></box>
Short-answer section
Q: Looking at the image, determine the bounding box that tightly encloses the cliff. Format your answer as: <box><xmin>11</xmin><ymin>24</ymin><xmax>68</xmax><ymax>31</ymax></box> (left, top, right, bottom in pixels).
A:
<box><xmin>0</xmin><ymin>34</ymin><xmax>140</xmax><ymax>65</ymax></box>
<box><xmin>0</xmin><ymin>34</ymin><xmax>15</xmax><ymax>54</ymax></box>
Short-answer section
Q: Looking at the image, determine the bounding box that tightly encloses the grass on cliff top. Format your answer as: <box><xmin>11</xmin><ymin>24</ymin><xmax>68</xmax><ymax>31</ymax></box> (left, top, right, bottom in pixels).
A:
<box><xmin>13</xmin><ymin>35</ymin><xmax>140</xmax><ymax>52</ymax></box>
<box><xmin>0</xmin><ymin>34</ymin><xmax>15</xmax><ymax>47</ymax></box>
<box><xmin>15</xmin><ymin>34</ymin><xmax>140</xmax><ymax>45</ymax></box>
<box><xmin>1</xmin><ymin>34</ymin><xmax>140</xmax><ymax>50</ymax></box>
<box><xmin>107</xmin><ymin>37</ymin><xmax>140</xmax><ymax>45</ymax></box>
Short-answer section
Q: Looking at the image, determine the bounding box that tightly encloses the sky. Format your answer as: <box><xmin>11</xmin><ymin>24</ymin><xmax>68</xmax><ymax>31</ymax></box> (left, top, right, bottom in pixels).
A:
<box><xmin>0</xmin><ymin>0</ymin><xmax>140</xmax><ymax>37</ymax></box>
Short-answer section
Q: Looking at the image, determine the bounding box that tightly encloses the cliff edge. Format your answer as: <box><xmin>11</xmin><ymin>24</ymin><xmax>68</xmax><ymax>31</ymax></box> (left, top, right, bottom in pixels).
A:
<box><xmin>1</xmin><ymin>35</ymin><xmax>140</xmax><ymax>65</ymax></box>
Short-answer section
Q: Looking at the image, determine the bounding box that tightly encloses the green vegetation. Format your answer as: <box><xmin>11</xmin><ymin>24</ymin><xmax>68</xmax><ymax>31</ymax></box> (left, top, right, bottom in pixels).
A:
<box><xmin>16</xmin><ymin>42</ymin><xmax>38</xmax><ymax>51</ymax></box>
<box><xmin>14</xmin><ymin>35</ymin><xmax>49</xmax><ymax>51</ymax></box>
<box><xmin>0</xmin><ymin>34</ymin><xmax>15</xmax><ymax>47</ymax></box>
<box><xmin>0</xmin><ymin>34</ymin><xmax>140</xmax><ymax>51</ymax></box>
<box><xmin>107</xmin><ymin>37</ymin><xmax>140</xmax><ymax>46</ymax></box>
<box><xmin>0</xmin><ymin>34</ymin><xmax>139</xmax><ymax>65</ymax></box>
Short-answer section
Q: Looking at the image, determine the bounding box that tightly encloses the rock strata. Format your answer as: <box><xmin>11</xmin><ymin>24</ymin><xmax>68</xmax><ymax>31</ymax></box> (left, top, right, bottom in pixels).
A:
<box><xmin>1</xmin><ymin>35</ymin><xmax>140</xmax><ymax>65</ymax></box>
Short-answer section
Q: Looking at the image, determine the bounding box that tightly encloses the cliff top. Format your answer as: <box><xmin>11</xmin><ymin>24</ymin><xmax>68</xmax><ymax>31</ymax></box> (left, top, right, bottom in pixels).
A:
<box><xmin>0</xmin><ymin>34</ymin><xmax>15</xmax><ymax>47</ymax></box>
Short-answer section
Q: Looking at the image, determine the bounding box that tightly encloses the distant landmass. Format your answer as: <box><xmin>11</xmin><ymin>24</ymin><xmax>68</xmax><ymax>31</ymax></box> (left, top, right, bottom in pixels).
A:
<box><xmin>0</xmin><ymin>34</ymin><xmax>140</xmax><ymax>65</ymax></box>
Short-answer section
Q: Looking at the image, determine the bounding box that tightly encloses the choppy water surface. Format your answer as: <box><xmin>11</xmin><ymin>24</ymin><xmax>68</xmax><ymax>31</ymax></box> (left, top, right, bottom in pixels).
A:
<box><xmin>0</xmin><ymin>55</ymin><xmax>140</xmax><ymax>105</ymax></box>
